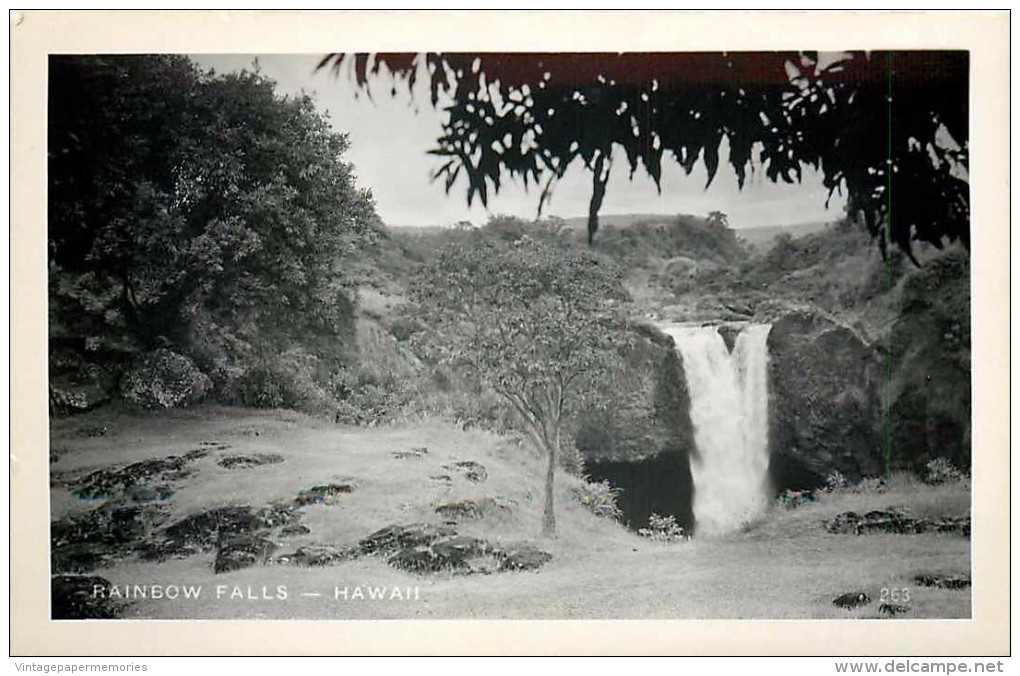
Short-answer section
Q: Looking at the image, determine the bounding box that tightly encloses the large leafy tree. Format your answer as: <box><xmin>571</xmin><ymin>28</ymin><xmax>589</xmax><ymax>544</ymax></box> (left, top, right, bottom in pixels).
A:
<box><xmin>319</xmin><ymin>51</ymin><xmax>968</xmax><ymax>258</ymax></box>
<box><xmin>412</xmin><ymin>234</ymin><xmax>630</xmax><ymax>537</ymax></box>
<box><xmin>49</xmin><ymin>56</ymin><xmax>377</xmax><ymax>372</ymax></box>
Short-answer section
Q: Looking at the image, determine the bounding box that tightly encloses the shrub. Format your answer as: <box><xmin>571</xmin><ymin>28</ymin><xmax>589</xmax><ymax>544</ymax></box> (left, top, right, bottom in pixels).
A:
<box><xmin>572</xmin><ymin>477</ymin><xmax>623</xmax><ymax>521</ymax></box>
<box><xmin>388</xmin><ymin>317</ymin><xmax>424</xmax><ymax>343</ymax></box>
<box><xmin>637</xmin><ymin>513</ymin><xmax>690</xmax><ymax>542</ymax></box>
<box><xmin>120</xmin><ymin>349</ymin><xmax>211</xmax><ymax>410</ymax></box>
<box><xmin>824</xmin><ymin>470</ymin><xmax>848</xmax><ymax>492</ymax></box>
<box><xmin>923</xmin><ymin>457</ymin><xmax>964</xmax><ymax>485</ymax></box>
<box><xmin>241</xmin><ymin>363</ymin><xmax>299</xmax><ymax>410</ymax></box>
<box><xmin>851</xmin><ymin>476</ymin><xmax>888</xmax><ymax>494</ymax></box>
<box><xmin>329</xmin><ymin>366</ymin><xmax>412</xmax><ymax>426</ymax></box>
<box><xmin>241</xmin><ymin>353</ymin><xmax>337</xmax><ymax>416</ymax></box>
<box><xmin>558</xmin><ymin>440</ymin><xmax>585</xmax><ymax>476</ymax></box>
<box><xmin>774</xmin><ymin>489</ymin><xmax>817</xmax><ymax>509</ymax></box>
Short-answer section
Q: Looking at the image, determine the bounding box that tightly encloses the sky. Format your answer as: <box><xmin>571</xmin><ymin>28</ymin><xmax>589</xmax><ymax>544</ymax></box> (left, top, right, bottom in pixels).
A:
<box><xmin>191</xmin><ymin>53</ymin><xmax>845</xmax><ymax>230</ymax></box>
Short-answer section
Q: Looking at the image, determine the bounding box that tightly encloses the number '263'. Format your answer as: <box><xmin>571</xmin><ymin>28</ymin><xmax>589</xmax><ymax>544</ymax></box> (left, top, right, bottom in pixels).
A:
<box><xmin>880</xmin><ymin>588</ymin><xmax>911</xmax><ymax>603</ymax></box>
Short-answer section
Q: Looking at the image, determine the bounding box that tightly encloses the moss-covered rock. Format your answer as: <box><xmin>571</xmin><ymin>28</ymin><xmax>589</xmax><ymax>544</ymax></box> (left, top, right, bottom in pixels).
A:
<box><xmin>358</xmin><ymin>523</ymin><xmax>457</xmax><ymax>556</ymax></box>
<box><xmin>288</xmin><ymin>544</ymin><xmax>357</xmax><ymax>566</ymax></box>
<box><xmin>441</xmin><ymin>460</ymin><xmax>487</xmax><ymax>483</ymax></box>
<box><xmin>218</xmin><ymin>453</ymin><xmax>285</xmax><ymax>469</ymax></box>
<box><xmin>914</xmin><ymin>573</ymin><xmax>970</xmax><ymax>590</ymax></box>
<box><xmin>71</xmin><ymin>453</ymin><xmax>199</xmax><ymax>500</ymax></box>
<box><xmin>51</xmin><ymin>503</ymin><xmax>169</xmax><ymax>574</ymax></box>
<box><xmin>52</xmin><ymin>575</ymin><xmax>123</xmax><ymax>619</ymax></box>
<box><xmin>293</xmin><ymin>482</ymin><xmax>357</xmax><ymax>506</ymax></box>
<box><xmin>49</xmin><ymin>382</ymin><xmax>110</xmax><ymax>416</ymax></box>
<box><xmin>388</xmin><ymin>535</ymin><xmax>493</xmax><ymax>573</ymax></box>
<box><xmin>832</xmin><ymin>591</ymin><xmax>870</xmax><ymax>610</ymax></box>
<box><xmin>494</xmin><ymin>543</ymin><xmax>554</xmax><ymax>571</ymax></box>
<box><xmin>434</xmin><ymin>497</ymin><xmax>509</xmax><ymax>521</ymax></box>
<box><xmin>214</xmin><ymin>534</ymin><xmax>277</xmax><ymax>574</ymax></box>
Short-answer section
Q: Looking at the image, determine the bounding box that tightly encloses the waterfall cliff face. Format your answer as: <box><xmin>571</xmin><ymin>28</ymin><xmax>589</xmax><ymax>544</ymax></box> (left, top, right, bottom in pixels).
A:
<box><xmin>660</xmin><ymin>323</ymin><xmax>773</xmax><ymax>536</ymax></box>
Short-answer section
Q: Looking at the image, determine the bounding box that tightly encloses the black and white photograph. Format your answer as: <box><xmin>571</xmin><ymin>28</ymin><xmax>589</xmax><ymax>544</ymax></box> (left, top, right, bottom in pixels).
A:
<box><xmin>10</xmin><ymin>9</ymin><xmax>1010</xmax><ymax>657</ymax></box>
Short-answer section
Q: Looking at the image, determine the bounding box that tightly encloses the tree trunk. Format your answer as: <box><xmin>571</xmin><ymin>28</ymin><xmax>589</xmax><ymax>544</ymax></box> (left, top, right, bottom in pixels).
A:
<box><xmin>541</xmin><ymin>432</ymin><xmax>559</xmax><ymax>538</ymax></box>
<box><xmin>586</xmin><ymin>150</ymin><xmax>611</xmax><ymax>245</ymax></box>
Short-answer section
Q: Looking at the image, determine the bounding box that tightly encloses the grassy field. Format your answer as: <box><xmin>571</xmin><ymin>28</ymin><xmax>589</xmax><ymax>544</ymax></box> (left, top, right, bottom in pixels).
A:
<box><xmin>50</xmin><ymin>406</ymin><xmax>971</xmax><ymax>620</ymax></box>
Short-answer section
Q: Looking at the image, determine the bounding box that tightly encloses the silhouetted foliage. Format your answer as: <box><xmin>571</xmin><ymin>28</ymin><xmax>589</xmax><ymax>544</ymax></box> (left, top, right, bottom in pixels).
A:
<box><xmin>319</xmin><ymin>51</ymin><xmax>968</xmax><ymax>255</ymax></box>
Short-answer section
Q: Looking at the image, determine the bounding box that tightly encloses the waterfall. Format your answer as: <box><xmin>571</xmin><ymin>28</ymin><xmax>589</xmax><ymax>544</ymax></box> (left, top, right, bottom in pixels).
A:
<box><xmin>660</xmin><ymin>323</ymin><xmax>773</xmax><ymax>536</ymax></box>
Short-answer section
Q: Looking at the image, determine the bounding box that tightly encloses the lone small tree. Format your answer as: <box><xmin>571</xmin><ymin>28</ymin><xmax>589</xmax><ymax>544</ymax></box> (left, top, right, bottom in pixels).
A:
<box><xmin>706</xmin><ymin>211</ymin><xmax>730</xmax><ymax>229</ymax></box>
<box><xmin>412</xmin><ymin>232</ymin><xmax>629</xmax><ymax>537</ymax></box>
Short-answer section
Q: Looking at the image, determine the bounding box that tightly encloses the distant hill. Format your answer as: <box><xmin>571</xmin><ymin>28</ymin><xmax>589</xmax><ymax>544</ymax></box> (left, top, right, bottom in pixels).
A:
<box><xmin>559</xmin><ymin>214</ymin><xmax>679</xmax><ymax>231</ymax></box>
<box><xmin>563</xmin><ymin>215</ymin><xmax>832</xmax><ymax>241</ymax></box>
<box><xmin>388</xmin><ymin>215</ymin><xmax>832</xmax><ymax>249</ymax></box>
<box><xmin>560</xmin><ymin>214</ymin><xmax>832</xmax><ymax>250</ymax></box>
<box><xmin>735</xmin><ymin>221</ymin><xmax>833</xmax><ymax>251</ymax></box>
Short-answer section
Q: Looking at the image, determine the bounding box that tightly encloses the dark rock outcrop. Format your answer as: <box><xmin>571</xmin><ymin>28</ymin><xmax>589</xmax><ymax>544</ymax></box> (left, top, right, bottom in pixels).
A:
<box><xmin>288</xmin><ymin>544</ymin><xmax>357</xmax><ymax>566</ymax></box>
<box><xmin>441</xmin><ymin>461</ymin><xmax>488</xmax><ymax>483</ymax></box>
<box><xmin>832</xmin><ymin>592</ymin><xmax>871</xmax><ymax>609</ymax></box>
<box><xmin>352</xmin><ymin>522</ymin><xmax>558</xmax><ymax>575</ymax></box>
<box><xmin>49</xmin><ymin>382</ymin><xmax>110</xmax><ymax>416</ymax></box>
<box><xmin>72</xmin><ymin>454</ymin><xmax>200</xmax><ymax>500</ymax></box>
<box><xmin>434</xmin><ymin>497</ymin><xmax>509</xmax><ymax>521</ymax></box>
<box><xmin>767</xmin><ymin>310</ymin><xmax>884</xmax><ymax>486</ymax></box>
<box><xmin>388</xmin><ymin>535</ymin><xmax>493</xmax><ymax>574</ymax></box>
<box><xmin>494</xmin><ymin>543</ymin><xmax>554</xmax><ymax>572</ymax></box>
<box><xmin>293</xmin><ymin>482</ymin><xmax>356</xmax><ymax>506</ymax></box>
<box><xmin>579</xmin><ymin>322</ymin><xmax>697</xmax><ymax>532</ymax></box>
<box><xmin>914</xmin><ymin>573</ymin><xmax>971</xmax><ymax>590</ymax></box>
<box><xmin>139</xmin><ymin>503</ymin><xmax>301</xmax><ymax>562</ymax></box>
<box><xmin>716</xmin><ymin>323</ymin><xmax>743</xmax><ymax>353</ymax></box>
<box><xmin>358</xmin><ymin>523</ymin><xmax>552</xmax><ymax>576</ymax></box>
<box><xmin>52</xmin><ymin>575</ymin><xmax>123</xmax><ymax>619</ymax></box>
<box><xmin>280</xmin><ymin>523</ymin><xmax>312</xmax><ymax>537</ymax></box>
<box><xmin>256</xmin><ymin>504</ymin><xmax>303</xmax><ymax>529</ymax></box>
<box><xmin>214</xmin><ymin>534</ymin><xmax>277</xmax><ymax>574</ymax></box>
<box><xmin>358</xmin><ymin>523</ymin><xmax>457</xmax><ymax>556</ymax></box>
<box><xmin>218</xmin><ymin>453</ymin><xmax>284</xmax><ymax>469</ymax></box>
<box><xmin>387</xmin><ymin>535</ymin><xmax>551</xmax><ymax>575</ymax></box>
<box><xmin>826</xmin><ymin>509</ymin><xmax>970</xmax><ymax>537</ymax></box>
<box><xmin>52</xmin><ymin>503</ymin><xmax>169</xmax><ymax>574</ymax></box>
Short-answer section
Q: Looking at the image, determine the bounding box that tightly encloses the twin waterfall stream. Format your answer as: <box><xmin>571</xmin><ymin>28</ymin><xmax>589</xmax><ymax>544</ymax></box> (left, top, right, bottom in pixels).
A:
<box><xmin>660</xmin><ymin>323</ymin><xmax>773</xmax><ymax>536</ymax></box>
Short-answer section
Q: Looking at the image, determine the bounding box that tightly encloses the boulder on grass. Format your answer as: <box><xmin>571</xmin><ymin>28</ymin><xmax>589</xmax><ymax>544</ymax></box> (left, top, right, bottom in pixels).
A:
<box><xmin>49</xmin><ymin>382</ymin><xmax>111</xmax><ymax>416</ymax></box>
<box><xmin>832</xmin><ymin>591</ymin><xmax>871</xmax><ymax>610</ymax></box>
<box><xmin>214</xmin><ymin>534</ymin><xmax>277</xmax><ymax>574</ymax></box>
<box><xmin>494</xmin><ymin>543</ymin><xmax>553</xmax><ymax>572</ymax></box>
<box><xmin>358</xmin><ymin>523</ymin><xmax>457</xmax><ymax>556</ymax></box>
<box><xmin>434</xmin><ymin>497</ymin><xmax>509</xmax><ymax>520</ymax></box>
<box><xmin>914</xmin><ymin>573</ymin><xmax>971</xmax><ymax>589</ymax></box>
<box><xmin>289</xmin><ymin>544</ymin><xmax>356</xmax><ymax>567</ymax></box>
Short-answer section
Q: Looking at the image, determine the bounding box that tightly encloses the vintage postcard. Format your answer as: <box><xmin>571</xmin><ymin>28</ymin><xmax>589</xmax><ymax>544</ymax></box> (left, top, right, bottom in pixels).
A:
<box><xmin>9</xmin><ymin>10</ymin><xmax>1010</xmax><ymax>655</ymax></box>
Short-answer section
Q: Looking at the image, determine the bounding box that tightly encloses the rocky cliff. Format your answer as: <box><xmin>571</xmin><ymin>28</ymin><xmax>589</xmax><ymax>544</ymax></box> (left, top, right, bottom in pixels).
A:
<box><xmin>766</xmin><ymin>310</ymin><xmax>885</xmax><ymax>488</ymax></box>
